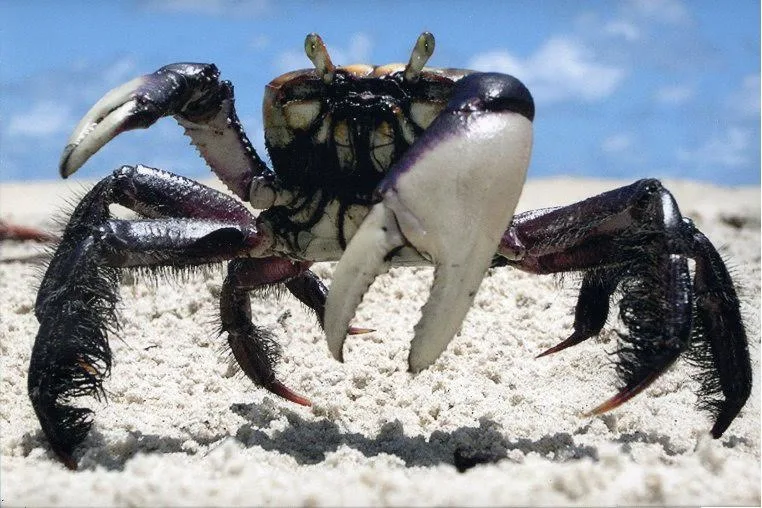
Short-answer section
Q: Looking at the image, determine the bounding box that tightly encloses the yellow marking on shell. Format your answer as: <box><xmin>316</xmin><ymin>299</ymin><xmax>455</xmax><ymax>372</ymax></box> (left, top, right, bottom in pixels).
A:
<box><xmin>267</xmin><ymin>69</ymin><xmax>315</xmax><ymax>89</ymax></box>
<box><xmin>410</xmin><ymin>100</ymin><xmax>446</xmax><ymax>130</ymax></box>
<box><xmin>424</xmin><ymin>67</ymin><xmax>474</xmax><ymax>81</ymax></box>
<box><xmin>337</xmin><ymin>64</ymin><xmax>374</xmax><ymax>77</ymax></box>
<box><xmin>333</xmin><ymin>119</ymin><xmax>350</xmax><ymax>146</ymax></box>
<box><xmin>373</xmin><ymin>63</ymin><xmax>406</xmax><ymax>76</ymax></box>
<box><xmin>371</xmin><ymin>121</ymin><xmax>395</xmax><ymax>172</ymax></box>
<box><xmin>333</xmin><ymin>120</ymin><xmax>355</xmax><ymax>170</ymax></box>
<box><xmin>283</xmin><ymin>99</ymin><xmax>321</xmax><ymax>131</ymax></box>
<box><xmin>313</xmin><ymin>114</ymin><xmax>332</xmax><ymax>144</ymax></box>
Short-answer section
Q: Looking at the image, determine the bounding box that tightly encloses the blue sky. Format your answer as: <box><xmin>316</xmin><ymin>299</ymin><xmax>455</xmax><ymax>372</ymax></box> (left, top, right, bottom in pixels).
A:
<box><xmin>1</xmin><ymin>0</ymin><xmax>759</xmax><ymax>185</ymax></box>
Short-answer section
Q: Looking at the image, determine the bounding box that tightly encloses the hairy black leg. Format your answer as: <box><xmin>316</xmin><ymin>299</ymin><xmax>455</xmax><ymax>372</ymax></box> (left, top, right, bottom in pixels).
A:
<box><xmin>30</xmin><ymin>165</ymin><xmax>267</xmax><ymax>468</ymax></box>
<box><xmin>284</xmin><ymin>271</ymin><xmax>374</xmax><ymax>335</ymax></box>
<box><xmin>536</xmin><ymin>267</ymin><xmax>622</xmax><ymax>358</ymax></box>
<box><xmin>689</xmin><ymin>227</ymin><xmax>752</xmax><ymax>438</ymax></box>
<box><xmin>221</xmin><ymin>259</ymin><xmax>368</xmax><ymax>406</ymax></box>
<box><xmin>498</xmin><ymin>179</ymin><xmax>751</xmax><ymax>436</ymax></box>
<box><xmin>220</xmin><ymin>257</ymin><xmax>314</xmax><ymax>406</ymax></box>
<box><xmin>588</xmin><ymin>255</ymin><xmax>692</xmax><ymax>414</ymax></box>
<box><xmin>284</xmin><ymin>271</ymin><xmax>329</xmax><ymax>329</ymax></box>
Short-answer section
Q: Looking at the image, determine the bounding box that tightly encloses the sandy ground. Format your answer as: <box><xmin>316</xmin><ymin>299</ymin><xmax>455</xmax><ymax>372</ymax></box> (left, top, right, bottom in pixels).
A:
<box><xmin>0</xmin><ymin>177</ymin><xmax>759</xmax><ymax>506</ymax></box>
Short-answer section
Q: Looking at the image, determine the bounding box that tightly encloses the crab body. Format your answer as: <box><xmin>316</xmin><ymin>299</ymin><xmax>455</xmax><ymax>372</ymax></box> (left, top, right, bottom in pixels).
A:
<box><xmin>30</xmin><ymin>33</ymin><xmax>750</xmax><ymax>470</ymax></box>
<box><xmin>257</xmin><ymin>56</ymin><xmax>475</xmax><ymax>260</ymax></box>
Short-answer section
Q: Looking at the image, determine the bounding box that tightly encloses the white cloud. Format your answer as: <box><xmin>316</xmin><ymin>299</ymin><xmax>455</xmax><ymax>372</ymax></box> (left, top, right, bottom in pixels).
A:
<box><xmin>573</xmin><ymin>0</ymin><xmax>703</xmax><ymax>75</ymax></box>
<box><xmin>275</xmin><ymin>32</ymin><xmax>372</xmax><ymax>74</ymax></box>
<box><xmin>333</xmin><ymin>33</ymin><xmax>372</xmax><ymax>65</ymax></box>
<box><xmin>625</xmin><ymin>0</ymin><xmax>691</xmax><ymax>25</ymax></box>
<box><xmin>601</xmin><ymin>133</ymin><xmax>634</xmax><ymax>154</ymax></box>
<box><xmin>728</xmin><ymin>74</ymin><xmax>761</xmax><ymax>119</ymax></box>
<box><xmin>654</xmin><ymin>84</ymin><xmax>694</xmax><ymax>105</ymax></box>
<box><xmin>469</xmin><ymin>37</ymin><xmax>626</xmax><ymax>103</ymax></box>
<box><xmin>604</xmin><ymin>21</ymin><xmax>641</xmax><ymax>41</ymax></box>
<box><xmin>677</xmin><ymin>127</ymin><xmax>752</xmax><ymax>168</ymax></box>
<box><xmin>7</xmin><ymin>101</ymin><xmax>74</xmax><ymax>137</ymax></box>
<box><xmin>101</xmin><ymin>57</ymin><xmax>139</xmax><ymax>85</ymax></box>
<box><xmin>249</xmin><ymin>34</ymin><xmax>270</xmax><ymax>51</ymax></box>
<box><xmin>138</xmin><ymin>0</ymin><xmax>271</xmax><ymax>16</ymax></box>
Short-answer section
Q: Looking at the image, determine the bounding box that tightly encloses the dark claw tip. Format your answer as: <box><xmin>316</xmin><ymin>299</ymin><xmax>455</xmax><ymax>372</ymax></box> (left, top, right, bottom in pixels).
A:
<box><xmin>267</xmin><ymin>379</ymin><xmax>312</xmax><ymax>407</ymax></box>
<box><xmin>59</xmin><ymin>145</ymin><xmax>76</xmax><ymax>178</ymax></box>
<box><xmin>584</xmin><ymin>371</ymin><xmax>662</xmax><ymax>417</ymax></box>
<box><xmin>536</xmin><ymin>331</ymin><xmax>588</xmax><ymax>359</ymax></box>
<box><xmin>348</xmin><ymin>326</ymin><xmax>375</xmax><ymax>336</ymax></box>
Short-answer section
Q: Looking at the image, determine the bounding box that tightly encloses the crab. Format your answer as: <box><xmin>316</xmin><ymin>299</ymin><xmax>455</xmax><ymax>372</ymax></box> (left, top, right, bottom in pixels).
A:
<box><xmin>30</xmin><ymin>33</ymin><xmax>751</xmax><ymax>470</ymax></box>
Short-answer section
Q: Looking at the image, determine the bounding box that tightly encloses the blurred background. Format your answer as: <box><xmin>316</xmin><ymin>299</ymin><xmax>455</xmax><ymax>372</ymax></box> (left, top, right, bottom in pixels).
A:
<box><xmin>1</xmin><ymin>0</ymin><xmax>759</xmax><ymax>184</ymax></box>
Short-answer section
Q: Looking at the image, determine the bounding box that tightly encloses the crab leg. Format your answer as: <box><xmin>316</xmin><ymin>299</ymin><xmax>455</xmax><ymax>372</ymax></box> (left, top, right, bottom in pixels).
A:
<box><xmin>535</xmin><ymin>266</ymin><xmax>621</xmax><ymax>358</ymax></box>
<box><xmin>497</xmin><ymin>179</ymin><xmax>751</xmax><ymax>437</ymax></box>
<box><xmin>325</xmin><ymin>72</ymin><xmax>534</xmax><ymax>372</ymax></box>
<box><xmin>58</xmin><ymin>63</ymin><xmax>280</xmax><ymax>203</ymax></box>
<box><xmin>221</xmin><ymin>258</ymin><xmax>316</xmax><ymax>407</ymax></box>
<box><xmin>29</xmin><ymin>165</ymin><xmax>332</xmax><ymax>468</ymax></box>
<box><xmin>284</xmin><ymin>269</ymin><xmax>373</xmax><ymax>335</ymax></box>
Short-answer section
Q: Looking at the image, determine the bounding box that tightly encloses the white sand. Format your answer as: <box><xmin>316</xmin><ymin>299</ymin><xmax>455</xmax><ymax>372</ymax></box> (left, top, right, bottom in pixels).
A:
<box><xmin>0</xmin><ymin>177</ymin><xmax>759</xmax><ymax>506</ymax></box>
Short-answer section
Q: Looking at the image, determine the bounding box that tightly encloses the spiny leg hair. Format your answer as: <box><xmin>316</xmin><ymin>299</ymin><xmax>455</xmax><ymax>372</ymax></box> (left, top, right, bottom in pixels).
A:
<box><xmin>499</xmin><ymin>179</ymin><xmax>751</xmax><ymax>437</ymax></box>
<box><xmin>29</xmin><ymin>165</ymin><xmax>326</xmax><ymax>467</ymax></box>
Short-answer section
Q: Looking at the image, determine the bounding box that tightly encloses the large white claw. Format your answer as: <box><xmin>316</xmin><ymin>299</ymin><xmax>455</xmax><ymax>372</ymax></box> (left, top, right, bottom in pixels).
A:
<box><xmin>325</xmin><ymin>73</ymin><xmax>534</xmax><ymax>371</ymax></box>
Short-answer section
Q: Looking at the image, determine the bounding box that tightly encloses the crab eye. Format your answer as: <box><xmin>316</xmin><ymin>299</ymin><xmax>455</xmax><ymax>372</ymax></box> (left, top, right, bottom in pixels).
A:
<box><xmin>404</xmin><ymin>32</ymin><xmax>435</xmax><ymax>83</ymax></box>
<box><xmin>304</xmin><ymin>33</ymin><xmax>335</xmax><ymax>84</ymax></box>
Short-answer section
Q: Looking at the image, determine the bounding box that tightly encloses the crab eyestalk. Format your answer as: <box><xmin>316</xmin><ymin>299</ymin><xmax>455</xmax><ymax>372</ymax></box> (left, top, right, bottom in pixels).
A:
<box><xmin>305</xmin><ymin>33</ymin><xmax>336</xmax><ymax>84</ymax></box>
<box><xmin>404</xmin><ymin>32</ymin><xmax>435</xmax><ymax>83</ymax></box>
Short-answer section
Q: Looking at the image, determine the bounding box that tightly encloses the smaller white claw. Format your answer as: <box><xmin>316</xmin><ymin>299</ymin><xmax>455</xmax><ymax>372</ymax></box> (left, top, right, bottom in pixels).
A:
<box><xmin>60</xmin><ymin>100</ymin><xmax>139</xmax><ymax>178</ymax></box>
<box><xmin>324</xmin><ymin>204</ymin><xmax>404</xmax><ymax>361</ymax></box>
<box><xmin>60</xmin><ymin>76</ymin><xmax>148</xmax><ymax>178</ymax></box>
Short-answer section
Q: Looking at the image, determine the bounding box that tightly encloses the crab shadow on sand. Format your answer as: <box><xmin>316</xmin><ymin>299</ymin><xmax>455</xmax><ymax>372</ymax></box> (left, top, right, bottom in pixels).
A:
<box><xmin>24</xmin><ymin>400</ymin><xmax>716</xmax><ymax>472</ymax></box>
<box><xmin>228</xmin><ymin>403</ymin><xmax>599</xmax><ymax>471</ymax></box>
<box><xmin>22</xmin><ymin>401</ymin><xmax>604</xmax><ymax>471</ymax></box>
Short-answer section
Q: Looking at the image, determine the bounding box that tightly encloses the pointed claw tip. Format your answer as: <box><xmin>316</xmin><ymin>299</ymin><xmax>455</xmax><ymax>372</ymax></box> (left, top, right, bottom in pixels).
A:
<box><xmin>59</xmin><ymin>145</ymin><xmax>76</xmax><ymax>178</ymax></box>
<box><xmin>407</xmin><ymin>360</ymin><xmax>427</xmax><ymax>374</ymax></box>
<box><xmin>324</xmin><ymin>331</ymin><xmax>345</xmax><ymax>363</ymax></box>
<box><xmin>584</xmin><ymin>392</ymin><xmax>631</xmax><ymax>418</ymax></box>
<box><xmin>585</xmin><ymin>372</ymin><xmax>664</xmax><ymax>418</ymax></box>
<box><xmin>348</xmin><ymin>326</ymin><xmax>375</xmax><ymax>336</ymax></box>
<box><xmin>583</xmin><ymin>405</ymin><xmax>607</xmax><ymax>418</ymax></box>
<box><xmin>324</xmin><ymin>325</ymin><xmax>348</xmax><ymax>363</ymax></box>
<box><xmin>535</xmin><ymin>343</ymin><xmax>570</xmax><ymax>359</ymax></box>
<box><xmin>537</xmin><ymin>332</ymin><xmax>589</xmax><ymax>359</ymax></box>
<box><xmin>267</xmin><ymin>379</ymin><xmax>312</xmax><ymax>407</ymax></box>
